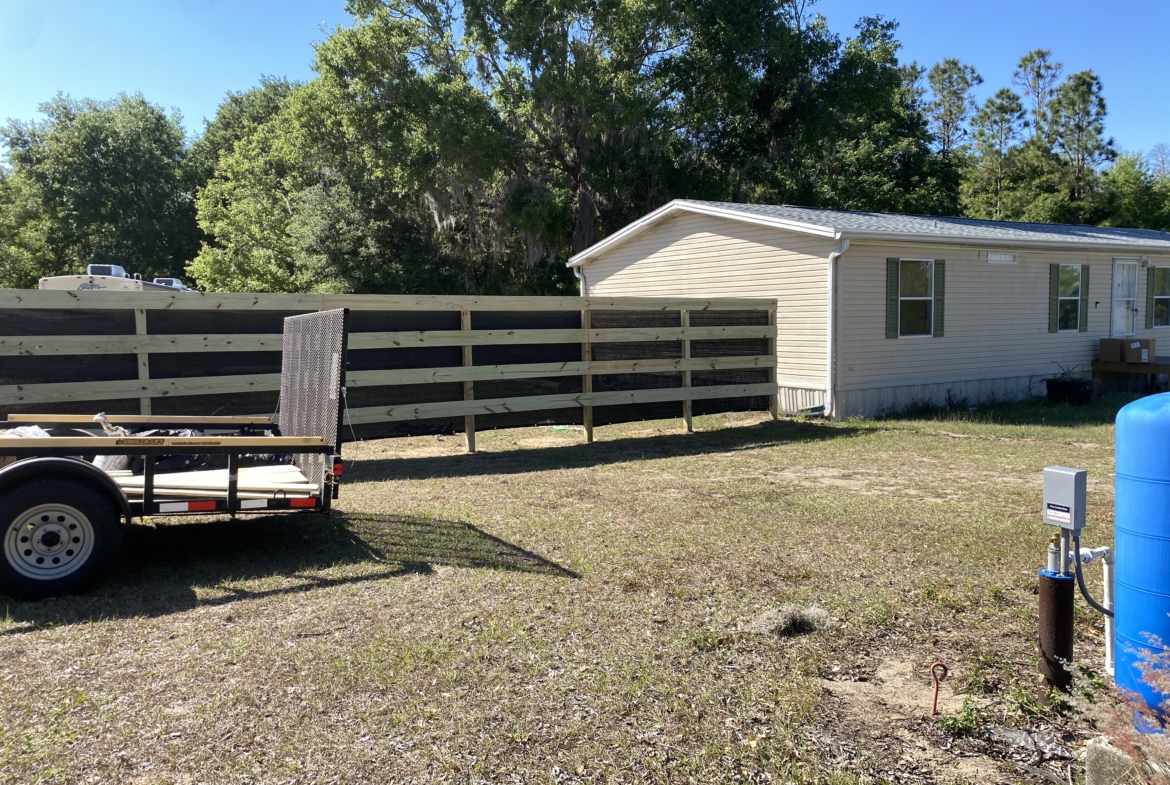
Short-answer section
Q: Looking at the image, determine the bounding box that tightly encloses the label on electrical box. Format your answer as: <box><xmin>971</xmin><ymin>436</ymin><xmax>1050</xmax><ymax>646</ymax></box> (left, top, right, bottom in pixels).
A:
<box><xmin>1046</xmin><ymin>503</ymin><xmax>1072</xmax><ymax>525</ymax></box>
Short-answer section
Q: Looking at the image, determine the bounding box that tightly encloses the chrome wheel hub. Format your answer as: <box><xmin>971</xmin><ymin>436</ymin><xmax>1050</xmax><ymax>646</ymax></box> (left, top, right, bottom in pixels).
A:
<box><xmin>3</xmin><ymin>504</ymin><xmax>95</xmax><ymax>581</ymax></box>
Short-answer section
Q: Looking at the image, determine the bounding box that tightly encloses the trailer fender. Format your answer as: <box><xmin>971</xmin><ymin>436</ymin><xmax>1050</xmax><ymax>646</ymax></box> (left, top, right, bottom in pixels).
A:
<box><xmin>0</xmin><ymin>457</ymin><xmax>132</xmax><ymax>524</ymax></box>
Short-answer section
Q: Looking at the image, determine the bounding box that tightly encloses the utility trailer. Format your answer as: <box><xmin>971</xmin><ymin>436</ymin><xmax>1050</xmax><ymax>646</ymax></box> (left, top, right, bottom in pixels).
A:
<box><xmin>0</xmin><ymin>309</ymin><xmax>349</xmax><ymax>598</ymax></box>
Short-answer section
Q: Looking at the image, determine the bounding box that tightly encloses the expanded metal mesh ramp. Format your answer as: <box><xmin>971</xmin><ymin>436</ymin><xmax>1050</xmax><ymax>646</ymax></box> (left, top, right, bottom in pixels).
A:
<box><xmin>278</xmin><ymin>309</ymin><xmax>349</xmax><ymax>491</ymax></box>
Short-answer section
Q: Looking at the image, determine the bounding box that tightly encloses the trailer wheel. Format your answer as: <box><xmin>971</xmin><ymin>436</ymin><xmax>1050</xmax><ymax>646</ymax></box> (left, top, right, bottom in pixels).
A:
<box><xmin>0</xmin><ymin>479</ymin><xmax>122</xmax><ymax>599</ymax></box>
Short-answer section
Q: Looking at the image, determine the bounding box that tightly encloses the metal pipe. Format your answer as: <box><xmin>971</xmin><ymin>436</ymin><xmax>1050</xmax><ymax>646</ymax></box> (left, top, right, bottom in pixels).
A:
<box><xmin>1038</xmin><ymin>567</ymin><xmax>1076</xmax><ymax>693</ymax></box>
<box><xmin>824</xmin><ymin>239</ymin><xmax>849</xmax><ymax>420</ymax></box>
<box><xmin>1104</xmin><ymin>550</ymin><xmax>1116</xmax><ymax>677</ymax></box>
<box><xmin>1059</xmin><ymin>529</ymin><xmax>1070</xmax><ymax>576</ymax></box>
<box><xmin>573</xmin><ymin>266</ymin><xmax>587</xmax><ymax>296</ymax></box>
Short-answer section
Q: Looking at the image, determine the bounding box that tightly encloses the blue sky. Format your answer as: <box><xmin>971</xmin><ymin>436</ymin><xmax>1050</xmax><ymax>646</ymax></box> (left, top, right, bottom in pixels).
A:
<box><xmin>1</xmin><ymin>0</ymin><xmax>1167</xmax><ymax>154</ymax></box>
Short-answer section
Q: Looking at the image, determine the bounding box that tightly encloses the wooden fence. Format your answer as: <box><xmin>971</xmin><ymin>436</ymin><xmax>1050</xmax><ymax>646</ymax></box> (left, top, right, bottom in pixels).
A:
<box><xmin>0</xmin><ymin>289</ymin><xmax>778</xmax><ymax>449</ymax></box>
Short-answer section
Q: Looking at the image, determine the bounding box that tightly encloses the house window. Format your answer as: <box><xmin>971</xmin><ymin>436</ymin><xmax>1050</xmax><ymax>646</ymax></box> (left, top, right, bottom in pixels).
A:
<box><xmin>899</xmin><ymin>260</ymin><xmax>934</xmax><ymax>336</ymax></box>
<box><xmin>1154</xmin><ymin>268</ymin><xmax>1170</xmax><ymax>327</ymax></box>
<box><xmin>987</xmin><ymin>251</ymin><xmax>1018</xmax><ymax>264</ymax></box>
<box><xmin>1057</xmin><ymin>264</ymin><xmax>1082</xmax><ymax>331</ymax></box>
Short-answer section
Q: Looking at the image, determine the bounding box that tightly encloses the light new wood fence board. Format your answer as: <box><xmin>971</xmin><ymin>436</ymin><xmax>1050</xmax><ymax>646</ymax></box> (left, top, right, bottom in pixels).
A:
<box><xmin>0</xmin><ymin>289</ymin><xmax>774</xmax><ymax>312</ymax></box>
<box><xmin>0</xmin><ymin>373</ymin><xmax>283</xmax><ymax>405</ymax></box>
<box><xmin>348</xmin><ymin>325</ymin><xmax>774</xmax><ymax>350</ymax></box>
<box><xmin>0</xmin><ymin>290</ymin><xmax>327</xmax><ymax>311</ymax></box>
<box><xmin>0</xmin><ymin>334</ymin><xmax>282</xmax><ymax>356</ymax></box>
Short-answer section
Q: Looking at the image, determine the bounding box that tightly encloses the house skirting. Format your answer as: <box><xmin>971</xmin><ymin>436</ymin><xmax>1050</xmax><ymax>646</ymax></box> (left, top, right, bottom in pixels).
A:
<box><xmin>835</xmin><ymin>374</ymin><xmax>1048</xmax><ymax>419</ymax></box>
<box><xmin>777</xmin><ymin>385</ymin><xmax>826</xmax><ymax>413</ymax></box>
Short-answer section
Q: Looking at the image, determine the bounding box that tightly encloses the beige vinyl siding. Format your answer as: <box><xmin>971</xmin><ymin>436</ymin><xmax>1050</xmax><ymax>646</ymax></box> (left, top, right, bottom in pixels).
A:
<box><xmin>835</xmin><ymin>242</ymin><xmax>1170</xmax><ymax>417</ymax></box>
<box><xmin>584</xmin><ymin>212</ymin><xmax>838</xmax><ymax>406</ymax></box>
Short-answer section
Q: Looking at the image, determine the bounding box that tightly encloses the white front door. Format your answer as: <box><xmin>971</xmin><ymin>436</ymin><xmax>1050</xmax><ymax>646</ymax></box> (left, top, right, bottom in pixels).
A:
<box><xmin>1112</xmin><ymin>259</ymin><xmax>1139</xmax><ymax>337</ymax></box>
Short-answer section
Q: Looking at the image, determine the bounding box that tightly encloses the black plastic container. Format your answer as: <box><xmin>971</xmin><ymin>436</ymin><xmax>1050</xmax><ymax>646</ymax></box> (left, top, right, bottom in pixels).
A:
<box><xmin>1045</xmin><ymin>378</ymin><xmax>1093</xmax><ymax>405</ymax></box>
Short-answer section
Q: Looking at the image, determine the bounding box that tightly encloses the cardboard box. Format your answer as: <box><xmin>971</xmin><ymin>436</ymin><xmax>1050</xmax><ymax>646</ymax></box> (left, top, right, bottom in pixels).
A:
<box><xmin>1100</xmin><ymin>338</ymin><xmax>1125</xmax><ymax>363</ymax></box>
<box><xmin>1123</xmin><ymin>338</ymin><xmax>1156</xmax><ymax>364</ymax></box>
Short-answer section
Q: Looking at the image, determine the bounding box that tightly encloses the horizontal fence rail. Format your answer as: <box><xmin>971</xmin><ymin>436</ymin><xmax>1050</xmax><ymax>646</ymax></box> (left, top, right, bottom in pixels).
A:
<box><xmin>0</xmin><ymin>290</ymin><xmax>779</xmax><ymax>447</ymax></box>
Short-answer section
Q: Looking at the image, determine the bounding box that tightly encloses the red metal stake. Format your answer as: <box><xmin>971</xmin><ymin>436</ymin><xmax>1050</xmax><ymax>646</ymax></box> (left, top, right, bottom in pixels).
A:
<box><xmin>930</xmin><ymin>662</ymin><xmax>948</xmax><ymax>716</ymax></box>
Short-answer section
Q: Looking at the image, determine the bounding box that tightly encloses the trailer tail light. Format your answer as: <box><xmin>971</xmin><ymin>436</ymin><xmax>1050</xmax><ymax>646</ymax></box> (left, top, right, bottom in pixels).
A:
<box><xmin>333</xmin><ymin>459</ymin><xmax>343</xmax><ymax>479</ymax></box>
<box><xmin>290</xmin><ymin>497</ymin><xmax>317</xmax><ymax>508</ymax></box>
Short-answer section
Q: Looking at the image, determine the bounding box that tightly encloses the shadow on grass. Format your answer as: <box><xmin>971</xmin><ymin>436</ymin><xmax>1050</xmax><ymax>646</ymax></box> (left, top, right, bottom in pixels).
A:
<box><xmin>1</xmin><ymin>512</ymin><xmax>573</xmax><ymax>632</ymax></box>
<box><xmin>878</xmin><ymin>391</ymin><xmax>1147</xmax><ymax>428</ymax></box>
<box><xmin>349</xmin><ymin>416</ymin><xmax>859</xmax><ymax>482</ymax></box>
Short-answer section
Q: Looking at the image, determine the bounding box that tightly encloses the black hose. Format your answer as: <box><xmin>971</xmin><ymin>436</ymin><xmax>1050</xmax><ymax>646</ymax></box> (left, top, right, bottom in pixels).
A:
<box><xmin>1073</xmin><ymin>533</ymin><xmax>1114</xmax><ymax>618</ymax></box>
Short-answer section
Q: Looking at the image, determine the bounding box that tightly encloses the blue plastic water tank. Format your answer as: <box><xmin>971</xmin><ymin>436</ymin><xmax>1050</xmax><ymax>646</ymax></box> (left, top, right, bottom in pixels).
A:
<box><xmin>1115</xmin><ymin>393</ymin><xmax>1170</xmax><ymax>713</ymax></box>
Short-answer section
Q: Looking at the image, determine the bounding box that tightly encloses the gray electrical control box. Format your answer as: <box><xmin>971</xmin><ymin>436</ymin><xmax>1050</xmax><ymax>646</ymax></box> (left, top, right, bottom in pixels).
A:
<box><xmin>1042</xmin><ymin>466</ymin><xmax>1087</xmax><ymax>531</ymax></box>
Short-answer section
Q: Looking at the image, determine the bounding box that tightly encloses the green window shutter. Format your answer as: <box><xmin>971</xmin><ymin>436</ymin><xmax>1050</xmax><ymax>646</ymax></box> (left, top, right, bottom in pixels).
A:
<box><xmin>886</xmin><ymin>258</ymin><xmax>899</xmax><ymax>338</ymax></box>
<box><xmin>1079</xmin><ymin>265</ymin><xmax>1089</xmax><ymax>332</ymax></box>
<box><xmin>1147</xmin><ymin>266</ymin><xmax>1156</xmax><ymax>330</ymax></box>
<box><xmin>933</xmin><ymin>260</ymin><xmax>945</xmax><ymax>337</ymax></box>
<box><xmin>1048</xmin><ymin>264</ymin><xmax>1059</xmax><ymax>333</ymax></box>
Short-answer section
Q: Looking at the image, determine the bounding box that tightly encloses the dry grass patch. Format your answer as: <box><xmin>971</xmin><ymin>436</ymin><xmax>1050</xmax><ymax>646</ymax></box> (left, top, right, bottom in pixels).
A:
<box><xmin>0</xmin><ymin>395</ymin><xmax>1134</xmax><ymax>783</ymax></box>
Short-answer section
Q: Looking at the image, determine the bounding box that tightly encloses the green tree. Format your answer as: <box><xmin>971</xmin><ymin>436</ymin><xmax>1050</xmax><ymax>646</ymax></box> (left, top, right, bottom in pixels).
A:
<box><xmin>1048</xmin><ymin>69</ymin><xmax>1115</xmax><ymax>215</ymax></box>
<box><xmin>188</xmin><ymin>83</ymin><xmax>463</xmax><ymax>293</ymax></box>
<box><xmin>964</xmin><ymin>88</ymin><xmax>1025</xmax><ymax>218</ymax></box>
<box><xmin>1012</xmin><ymin>48</ymin><xmax>1062</xmax><ymax>139</ymax></box>
<box><xmin>1100</xmin><ymin>154</ymin><xmax>1167</xmax><ymax>230</ymax></box>
<box><xmin>668</xmin><ymin>10</ymin><xmax>958</xmax><ymax>214</ymax></box>
<box><xmin>193</xmin><ymin>1</ymin><xmax>962</xmax><ymax>294</ymax></box>
<box><xmin>184</xmin><ymin>76</ymin><xmax>295</xmax><ymax>192</ymax></box>
<box><xmin>0</xmin><ymin>93</ymin><xmax>198</xmax><ymax>284</ymax></box>
<box><xmin>925</xmin><ymin>58</ymin><xmax>982</xmax><ymax>153</ymax></box>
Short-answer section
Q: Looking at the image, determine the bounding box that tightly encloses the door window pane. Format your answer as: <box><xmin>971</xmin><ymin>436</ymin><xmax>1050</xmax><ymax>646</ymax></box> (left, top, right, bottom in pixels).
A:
<box><xmin>899</xmin><ymin>261</ymin><xmax>933</xmax><ymax>297</ymax></box>
<box><xmin>900</xmin><ymin>300</ymin><xmax>932</xmax><ymax>336</ymax></box>
<box><xmin>1113</xmin><ymin>261</ymin><xmax>1138</xmax><ymax>337</ymax></box>
<box><xmin>1115</xmin><ymin>263</ymin><xmax>1137</xmax><ymax>298</ymax></box>
<box><xmin>1114</xmin><ymin>301</ymin><xmax>1135</xmax><ymax>335</ymax></box>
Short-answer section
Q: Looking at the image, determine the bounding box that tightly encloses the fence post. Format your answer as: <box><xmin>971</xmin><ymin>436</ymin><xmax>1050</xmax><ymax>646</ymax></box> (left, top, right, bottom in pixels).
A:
<box><xmin>134</xmin><ymin>308</ymin><xmax>152</xmax><ymax>416</ymax></box>
<box><xmin>681</xmin><ymin>309</ymin><xmax>692</xmax><ymax>433</ymax></box>
<box><xmin>768</xmin><ymin>307</ymin><xmax>778</xmax><ymax>419</ymax></box>
<box><xmin>581</xmin><ymin>308</ymin><xmax>593</xmax><ymax>443</ymax></box>
<box><xmin>461</xmin><ymin>309</ymin><xmax>476</xmax><ymax>453</ymax></box>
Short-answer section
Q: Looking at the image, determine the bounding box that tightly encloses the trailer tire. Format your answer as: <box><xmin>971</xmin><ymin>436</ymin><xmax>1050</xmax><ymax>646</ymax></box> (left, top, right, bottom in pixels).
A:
<box><xmin>0</xmin><ymin>479</ymin><xmax>122</xmax><ymax>599</ymax></box>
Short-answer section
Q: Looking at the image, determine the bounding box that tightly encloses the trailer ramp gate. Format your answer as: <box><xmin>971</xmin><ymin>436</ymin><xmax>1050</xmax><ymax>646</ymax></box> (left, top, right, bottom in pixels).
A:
<box><xmin>278</xmin><ymin>309</ymin><xmax>349</xmax><ymax>494</ymax></box>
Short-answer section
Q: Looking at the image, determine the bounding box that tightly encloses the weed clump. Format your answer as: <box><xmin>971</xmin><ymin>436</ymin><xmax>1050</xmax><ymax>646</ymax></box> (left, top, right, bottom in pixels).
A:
<box><xmin>938</xmin><ymin>696</ymin><xmax>983</xmax><ymax>735</ymax></box>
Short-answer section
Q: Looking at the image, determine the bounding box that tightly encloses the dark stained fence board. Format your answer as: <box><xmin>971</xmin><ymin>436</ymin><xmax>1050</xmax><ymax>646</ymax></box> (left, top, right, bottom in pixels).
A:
<box><xmin>477</xmin><ymin>407</ymin><xmax>586</xmax><ymax>430</ymax></box>
<box><xmin>149</xmin><ymin>351</ymin><xmax>283</xmax><ymax>379</ymax></box>
<box><xmin>147</xmin><ymin>309</ymin><xmax>311</xmax><ymax>335</ymax></box>
<box><xmin>347</xmin><ymin>346</ymin><xmax>463</xmax><ymax>371</ymax></box>
<box><xmin>470</xmin><ymin>311</ymin><xmax>581</xmax><ymax>330</ymax></box>
<box><xmin>348</xmin><ymin>310</ymin><xmax>460</xmax><ymax>332</ymax></box>
<box><xmin>0</xmin><ymin>354</ymin><xmax>139</xmax><ymax>385</ymax></box>
<box><xmin>692</xmin><ymin>396</ymin><xmax>771</xmax><ymax>416</ymax></box>
<box><xmin>474</xmin><ymin>376</ymin><xmax>584</xmax><ymax>400</ymax></box>
<box><xmin>590</xmin><ymin>402</ymin><xmax>682</xmax><ymax>426</ymax></box>
<box><xmin>150</xmin><ymin>390</ymin><xmax>279</xmax><ymax>418</ymax></box>
<box><xmin>0</xmin><ymin>308</ymin><xmax>136</xmax><ymax>336</ymax></box>
<box><xmin>0</xmin><ymin>398</ymin><xmax>141</xmax><ymax>419</ymax></box>
<box><xmin>472</xmin><ymin>343</ymin><xmax>582</xmax><ymax>366</ymax></box>
<box><xmin>345</xmin><ymin>382</ymin><xmax>464</xmax><ymax>408</ymax></box>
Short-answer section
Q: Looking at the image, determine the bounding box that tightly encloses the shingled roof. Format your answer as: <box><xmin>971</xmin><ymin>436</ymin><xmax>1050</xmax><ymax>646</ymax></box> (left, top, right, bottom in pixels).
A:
<box><xmin>567</xmin><ymin>199</ymin><xmax>1170</xmax><ymax>267</ymax></box>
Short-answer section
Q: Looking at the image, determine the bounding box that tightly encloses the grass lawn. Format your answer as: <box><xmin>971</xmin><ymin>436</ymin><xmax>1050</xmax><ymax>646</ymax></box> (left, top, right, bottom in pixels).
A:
<box><xmin>0</xmin><ymin>393</ymin><xmax>1136</xmax><ymax>784</ymax></box>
